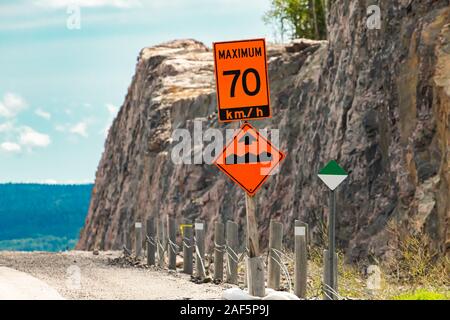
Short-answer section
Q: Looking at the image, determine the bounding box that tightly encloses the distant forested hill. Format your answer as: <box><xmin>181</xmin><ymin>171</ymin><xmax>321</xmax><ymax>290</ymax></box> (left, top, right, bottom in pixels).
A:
<box><xmin>0</xmin><ymin>183</ymin><xmax>92</xmax><ymax>251</ymax></box>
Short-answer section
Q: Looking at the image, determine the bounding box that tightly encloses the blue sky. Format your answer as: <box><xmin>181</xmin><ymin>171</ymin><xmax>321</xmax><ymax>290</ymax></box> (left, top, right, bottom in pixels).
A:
<box><xmin>0</xmin><ymin>0</ymin><xmax>272</xmax><ymax>183</ymax></box>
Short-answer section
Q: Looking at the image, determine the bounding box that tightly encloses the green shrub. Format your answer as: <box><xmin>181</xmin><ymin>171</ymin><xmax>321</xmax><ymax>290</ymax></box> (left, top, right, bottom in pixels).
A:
<box><xmin>264</xmin><ymin>0</ymin><xmax>328</xmax><ymax>41</ymax></box>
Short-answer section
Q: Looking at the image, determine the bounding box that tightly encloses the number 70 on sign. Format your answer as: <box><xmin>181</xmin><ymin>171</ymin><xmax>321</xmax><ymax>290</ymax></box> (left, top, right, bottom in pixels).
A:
<box><xmin>213</xmin><ymin>38</ymin><xmax>271</xmax><ymax>122</ymax></box>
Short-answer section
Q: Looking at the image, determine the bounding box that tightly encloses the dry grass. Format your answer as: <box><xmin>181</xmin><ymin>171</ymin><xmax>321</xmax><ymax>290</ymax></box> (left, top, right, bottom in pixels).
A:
<box><xmin>214</xmin><ymin>222</ymin><xmax>448</xmax><ymax>300</ymax></box>
<box><xmin>253</xmin><ymin>234</ymin><xmax>449</xmax><ymax>300</ymax></box>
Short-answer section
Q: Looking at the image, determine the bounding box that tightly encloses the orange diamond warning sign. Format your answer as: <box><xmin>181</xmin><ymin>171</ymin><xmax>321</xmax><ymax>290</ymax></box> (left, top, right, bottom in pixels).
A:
<box><xmin>214</xmin><ymin>122</ymin><xmax>285</xmax><ymax>196</ymax></box>
<box><xmin>213</xmin><ymin>38</ymin><xmax>271</xmax><ymax>122</ymax></box>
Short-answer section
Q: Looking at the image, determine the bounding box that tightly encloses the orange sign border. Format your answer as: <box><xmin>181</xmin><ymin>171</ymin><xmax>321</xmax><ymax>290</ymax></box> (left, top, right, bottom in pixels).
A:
<box><xmin>213</xmin><ymin>122</ymin><xmax>285</xmax><ymax>196</ymax></box>
<box><xmin>213</xmin><ymin>38</ymin><xmax>271</xmax><ymax>123</ymax></box>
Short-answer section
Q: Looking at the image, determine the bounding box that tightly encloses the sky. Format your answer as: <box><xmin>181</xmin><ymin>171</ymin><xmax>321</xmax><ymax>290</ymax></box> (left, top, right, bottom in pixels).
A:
<box><xmin>0</xmin><ymin>0</ymin><xmax>273</xmax><ymax>184</ymax></box>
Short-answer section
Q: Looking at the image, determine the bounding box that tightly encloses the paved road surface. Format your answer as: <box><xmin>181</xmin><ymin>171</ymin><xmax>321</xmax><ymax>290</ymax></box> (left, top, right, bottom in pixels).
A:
<box><xmin>0</xmin><ymin>266</ymin><xmax>63</xmax><ymax>300</ymax></box>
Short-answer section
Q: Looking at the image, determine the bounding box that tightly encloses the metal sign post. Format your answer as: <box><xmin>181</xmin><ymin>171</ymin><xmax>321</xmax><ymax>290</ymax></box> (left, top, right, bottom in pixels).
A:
<box><xmin>327</xmin><ymin>189</ymin><xmax>336</xmax><ymax>299</ymax></box>
<box><xmin>318</xmin><ymin>160</ymin><xmax>348</xmax><ymax>300</ymax></box>
<box><xmin>212</xmin><ymin>38</ymin><xmax>285</xmax><ymax>298</ymax></box>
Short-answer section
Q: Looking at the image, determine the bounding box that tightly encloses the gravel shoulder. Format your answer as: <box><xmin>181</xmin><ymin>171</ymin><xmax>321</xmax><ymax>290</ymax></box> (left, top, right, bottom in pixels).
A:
<box><xmin>0</xmin><ymin>251</ymin><xmax>225</xmax><ymax>300</ymax></box>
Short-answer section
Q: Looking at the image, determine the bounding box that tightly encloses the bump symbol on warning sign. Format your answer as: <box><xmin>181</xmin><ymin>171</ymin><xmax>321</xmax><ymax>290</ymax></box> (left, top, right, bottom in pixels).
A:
<box><xmin>214</xmin><ymin>122</ymin><xmax>285</xmax><ymax>196</ymax></box>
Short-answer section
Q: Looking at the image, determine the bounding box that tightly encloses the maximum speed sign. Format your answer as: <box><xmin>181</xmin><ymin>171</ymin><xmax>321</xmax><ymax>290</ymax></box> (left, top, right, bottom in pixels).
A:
<box><xmin>213</xmin><ymin>38</ymin><xmax>271</xmax><ymax>122</ymax></box>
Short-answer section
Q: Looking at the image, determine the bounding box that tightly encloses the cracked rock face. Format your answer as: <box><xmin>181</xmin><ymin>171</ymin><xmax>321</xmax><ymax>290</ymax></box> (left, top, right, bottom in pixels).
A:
<box><xmin>77</xmin><ymin>1</ymin><xmax>449</xmax><ymax>262</ymax></box>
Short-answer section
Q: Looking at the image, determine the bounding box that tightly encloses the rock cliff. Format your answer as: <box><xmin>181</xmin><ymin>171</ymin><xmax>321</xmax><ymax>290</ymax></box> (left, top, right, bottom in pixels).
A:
<box><xmin>77</xmin><ymin>1</ymin><xmax>449</xmax><ymax>262</ymax></box>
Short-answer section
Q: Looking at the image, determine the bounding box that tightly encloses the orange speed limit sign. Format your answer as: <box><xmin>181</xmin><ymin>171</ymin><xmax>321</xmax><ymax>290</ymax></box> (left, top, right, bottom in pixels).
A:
<box><xmin>213</xmin><ymin>38</ymin><xmax>271</xmax><ymax>122</ymax></box>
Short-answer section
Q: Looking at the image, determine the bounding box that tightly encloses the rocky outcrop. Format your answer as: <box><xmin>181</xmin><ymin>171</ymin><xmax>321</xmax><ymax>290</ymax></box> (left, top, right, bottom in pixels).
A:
<box><xmin>77</xmin><ymin>1</ymin><xmax>449</xmax><ymax>262</ymax></box>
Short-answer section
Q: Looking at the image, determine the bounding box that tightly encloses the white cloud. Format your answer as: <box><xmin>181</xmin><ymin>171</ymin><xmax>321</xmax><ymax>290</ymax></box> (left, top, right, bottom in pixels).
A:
<box><xmin>0</xmin><ymin>121</ymin><xmax>14</xmax><ymax>133</ymax></box>
<box><xmin>0</xmin><ymin>93</ymin><xmax>27</xmax><ymax>118</ymax></box>
<box><xmin>35</xmin><ymin>108</ymin><xmax>51</xmax><ymax>120</ymax></box>
<box><xmin>39</xmin><ymin>179</ymin><xmax>93</xmax><ymax>184</ymax></box>
<box><xmin>102</xmin><ymin>103</ymin><xmax>119</xmax><ymax>137</ymax></box>
<box><xmin>19</xmin><ymin>126</ymin><xmax>51</xmax><ymax>148</ymax></box>
<box><xmin>55</xmin><ymin>118</ymin><xmax>92</xmax><ymax>137</ymax></box>
<box><xmin>34</xmin><ymin>0</ymin><xmax>141</xmax><ymax>8</ymax></box>
<box><xmin>41</xmin><ymin>179</ymin><xmax>58</xmax><ymax>184</ymax></box>
<box><xmin>70</xmin><ymin>121</ymin><xmax>88</xmax><ymax>137</ymax></box>
<box><xmin>55</xmin><ymin>124</ymin><xmax>66</xmax><ymax>132</ymax></box>
<box><xmin>0</xmin><ymin>93</ymin><xmax>51</xmax><ymax>152</ymax></box>
<box><xmin>1</xmin><ymin>142</ymin><xmax>21</xmax><ymax>153</ymax></box>
<box><xmin>0</xmin><ymin>16</ymin><xmax>64</xmax><ymax>31</ymax></box>
<box><xmin>106</xmin><ymin>103</ymin><xmax>118</xmax><ymax>115</ymax></box>
<box><xmin>32</xmin><ymin>0</ymin><xmax>265</xmax><ymax>9</ymax></box>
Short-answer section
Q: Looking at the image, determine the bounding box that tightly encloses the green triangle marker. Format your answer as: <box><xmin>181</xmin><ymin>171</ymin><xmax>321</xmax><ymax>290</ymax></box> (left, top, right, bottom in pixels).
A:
<box><xmin>318</xmin><ymin>160</ymin><xmax>348</xmax><ymax>190</ymax></box>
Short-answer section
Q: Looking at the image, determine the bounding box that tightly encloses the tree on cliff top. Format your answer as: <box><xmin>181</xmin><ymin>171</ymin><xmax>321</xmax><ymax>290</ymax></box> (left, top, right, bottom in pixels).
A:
<box><xmin>264</xmin><ymin>0</ymin><xmax>328</xmax><ymax>42</ymax></box>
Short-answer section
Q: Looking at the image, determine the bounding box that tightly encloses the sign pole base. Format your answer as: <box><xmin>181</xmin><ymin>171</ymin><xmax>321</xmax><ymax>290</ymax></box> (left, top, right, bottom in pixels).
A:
<box><xmin>245</xmin><ymin>194</ymin><xmax>265</xmax><ymax>297</ymax></box>
<box><xmin>246</xmin><ymin>256</ymin><xmax>265</xmax><ymax>297</ymax></box>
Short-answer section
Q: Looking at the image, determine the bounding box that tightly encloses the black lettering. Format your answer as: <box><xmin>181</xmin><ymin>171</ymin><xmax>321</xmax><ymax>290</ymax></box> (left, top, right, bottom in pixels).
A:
<box><xmin>242</xmin><ymin>68</ymin><xmax>260</xmax><ymax>96</ymax></box>
<box><xmin>217</xmin><ymin>47</ymin><xmax>263</xmax><ymax>59</ymax></box>
<box><xmin>223</xmin><ymin>69</ymin><xmax>241</xmax><ymax>97</ymax></box>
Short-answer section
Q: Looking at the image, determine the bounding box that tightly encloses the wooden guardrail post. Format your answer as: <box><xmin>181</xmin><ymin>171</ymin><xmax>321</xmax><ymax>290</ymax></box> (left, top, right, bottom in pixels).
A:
<box><xmin>294</xmin><ymin>220</ymin><xmax>308</xmax><ymax>298</ymax></box>
<box><xmin>135</xmin><ymin>222</ymin><xmax>142</xmax><ymax>258</ymax></box>
<box><xmin>146</xmin><ymin>217</ymin><xmax>156</xmax><ymax>266</ymax></box>
<box><xmin>214</xmin><ymin>221</ymin><xmax>225</xmax><ymax>282</ymax></box>
<box><xmin>128</xmin><ymin>226</ymin><xmax>133</xmax><ymax>254</ymax></box>
<box><xmin>123</xmin><ymin>228</ymin><xmax>131</xmax><ymax>256</ymax></box>
<box><xmin>244</xmin><ymin>238</ymin><xmax>248</xmax><ymax>288</ymax></box>
<box><xmin>167</xmin><ymin>217</ymin><xmax>177</xmax><ymax>270</ymax></box>
<box><xmin>182</xmin><ymin>222</ymin><xmax>193</xmax><ymax>275</ymax></box>
<box><xmin>267</xmin><ymin>219</ymin><xmax>283</xmax><ymax>290</ymax></box>
<box><xmin>162</xmin><ymin>217</ymin><xmax>168</xmax><ymax>255</ymax></box>
<box><xmin>225</xmin><ymin>220</ymin><xmax>238</xmax><ymax>284</ymax></box>
<box><xmin>195</xmin><ymin>220</ymin><xmax>206</xmax><ymax>279</ymax></box>
<box><xmin>157</xmin><ymin>218</ymin><xmax>166</xmax><ymax>267</ymax></box>
<box><xmin>245</xmin><ymin>195</ymin><xmax>264</xmax><ymax>297</ymax></box>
